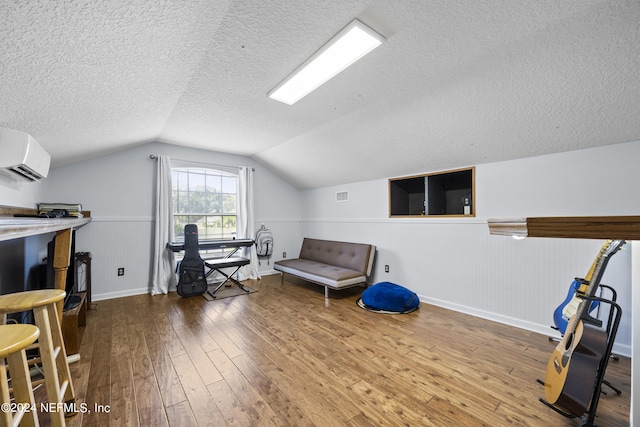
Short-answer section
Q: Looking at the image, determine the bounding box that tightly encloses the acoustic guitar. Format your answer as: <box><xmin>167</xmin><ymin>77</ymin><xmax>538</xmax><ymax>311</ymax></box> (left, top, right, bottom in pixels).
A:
<box><xmin>543</xmin><ymin>239</ymin><xmax>625</xmax><ymax>416</ymax></box>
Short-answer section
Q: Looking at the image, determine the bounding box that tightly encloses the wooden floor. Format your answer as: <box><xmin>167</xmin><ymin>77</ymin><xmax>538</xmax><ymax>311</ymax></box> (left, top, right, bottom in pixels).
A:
<box><xmin>36</xmin><ymin>274</ymin><xmax>630</xmax><ymax>426</ymax></box>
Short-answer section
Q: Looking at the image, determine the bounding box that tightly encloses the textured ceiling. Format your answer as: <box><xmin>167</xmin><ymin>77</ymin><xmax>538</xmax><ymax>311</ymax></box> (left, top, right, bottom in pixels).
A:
<box><xmin>1</xmin><ymin>0</ymin><xmax>639</xmax><ymax>189</ymax></box>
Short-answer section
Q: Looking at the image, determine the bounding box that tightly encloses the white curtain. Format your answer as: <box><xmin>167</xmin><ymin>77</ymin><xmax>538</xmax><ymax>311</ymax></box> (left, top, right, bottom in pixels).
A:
<box><xmin>150</xmin><ymin>155</ymin><xmax>176</xmax><ymax>295</ymax></box>
<box><xmin>238</xmin><ymin>166</ymin><xmax>260</xmax><ymax>280</ymax></box>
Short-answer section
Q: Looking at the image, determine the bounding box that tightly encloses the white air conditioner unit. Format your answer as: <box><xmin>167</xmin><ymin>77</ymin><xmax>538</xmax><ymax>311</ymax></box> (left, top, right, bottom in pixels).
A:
<box><xmin>0</xmin><ymin>127</ymin><xmax>51</xmax><ymax>181</ymax></box>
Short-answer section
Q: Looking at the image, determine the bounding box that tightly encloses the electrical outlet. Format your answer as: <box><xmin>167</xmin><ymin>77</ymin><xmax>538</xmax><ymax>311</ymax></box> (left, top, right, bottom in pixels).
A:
<box><xmin>117</xmin><ymin>267</ymin><xmax>125</xmax><ymax>276</ymax></box>
<box><xmin>384</xmin><ymin>265</ymin><xmax>389</xmax><ymax>273</ymax></box>
<box><xmin>282</xmin><ymin>251</ymin><xmax>287</xmax><ymax>258</ymax></box>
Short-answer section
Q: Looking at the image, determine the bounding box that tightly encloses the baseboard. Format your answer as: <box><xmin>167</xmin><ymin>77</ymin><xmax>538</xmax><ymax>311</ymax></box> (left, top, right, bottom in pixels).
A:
<box><xmin>420</xmin><ymin>294</ymin><xmax>631</xmax><ymax>358</ymax></box>
<box><xmin>93</xmin><ymin>287</ymin><xmax>149</xmax><ymax>301</ymax></box>
<box><xmin>258</xmin><ymin>269</ymin><xmax>279</xmax><ymax>277</ymax></box>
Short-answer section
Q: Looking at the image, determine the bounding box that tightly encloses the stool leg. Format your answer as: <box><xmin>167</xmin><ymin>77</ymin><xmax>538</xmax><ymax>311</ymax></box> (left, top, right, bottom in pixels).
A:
<box><xmin>1</xmin><ymin>362</ymin><xmax>12</xmax><ymax>427</ymax></box>
<box><xmin>45</xmin><ymin>305</ymin><xmax>75</xmax><ymax>404</ymax></box>
<box><xmin>6</xmin><ymin>350</ymin><xmax>39</xmax><ymax>427</ymax></box>
<box><xmin>33</xmin><ymin>306</ymin><xmax>73</xmax><ymax>427</ymax></box>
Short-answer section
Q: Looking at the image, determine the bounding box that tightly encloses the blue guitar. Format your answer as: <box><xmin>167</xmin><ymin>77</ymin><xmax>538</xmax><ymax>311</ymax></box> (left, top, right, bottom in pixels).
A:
<box><xmin>552</xmin><ymin>278</ymin><xmax>600</xmax><ymax>334</ymax></box>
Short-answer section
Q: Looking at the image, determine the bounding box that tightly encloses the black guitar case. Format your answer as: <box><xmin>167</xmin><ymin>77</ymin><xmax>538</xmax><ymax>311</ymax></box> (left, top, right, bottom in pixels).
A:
<box><xmin>177</xmin><ymin>224</ymin><xmax>208</xmax><ymax>297</ymax></box>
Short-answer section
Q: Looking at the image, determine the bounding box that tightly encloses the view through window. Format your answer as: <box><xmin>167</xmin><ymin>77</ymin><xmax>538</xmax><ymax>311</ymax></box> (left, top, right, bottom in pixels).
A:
<box><xmin>172</xmin><ymin>167</ymin><xmax>237</xmax><ymax>254</ymax></box>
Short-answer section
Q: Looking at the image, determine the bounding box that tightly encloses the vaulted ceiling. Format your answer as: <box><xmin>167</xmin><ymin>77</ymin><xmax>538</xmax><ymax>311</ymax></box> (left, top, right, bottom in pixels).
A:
<box><xmin>2</xmin><ymin>0</ymin><xmax>639</xmax><ymax>189</ymax></box>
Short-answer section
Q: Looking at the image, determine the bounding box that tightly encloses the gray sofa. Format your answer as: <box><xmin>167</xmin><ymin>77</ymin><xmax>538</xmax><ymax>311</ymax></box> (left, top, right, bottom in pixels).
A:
<box><xmin>274</xmin><ymin>238</ymin><xmax>376</xmax><ymax>298</ymax></box>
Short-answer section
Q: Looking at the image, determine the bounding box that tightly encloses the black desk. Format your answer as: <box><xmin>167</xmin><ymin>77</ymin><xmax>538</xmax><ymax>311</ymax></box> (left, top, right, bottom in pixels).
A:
<box><xmin>167</xmin><ymin>238</ymin><xmax>254</xmax><ymax>297</ymax></box>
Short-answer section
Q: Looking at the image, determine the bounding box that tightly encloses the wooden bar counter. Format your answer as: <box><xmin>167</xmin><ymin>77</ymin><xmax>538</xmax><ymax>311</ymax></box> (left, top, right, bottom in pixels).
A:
<box><xmin>488</xmin><ymin>215</ymin><xmax>640</xmax><ymax>240</ymax></box>
<box><xmin>0</xmin><ymin>205</ymin><xmax>91</xmax><ymax>354</ymax></box>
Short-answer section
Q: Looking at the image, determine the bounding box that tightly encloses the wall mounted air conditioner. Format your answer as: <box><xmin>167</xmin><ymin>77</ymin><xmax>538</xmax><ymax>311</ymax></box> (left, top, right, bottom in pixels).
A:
<box><xmin>0</xmin><ymin>127</ymin><xmax>51</xmax><ymax>181</ymax></box>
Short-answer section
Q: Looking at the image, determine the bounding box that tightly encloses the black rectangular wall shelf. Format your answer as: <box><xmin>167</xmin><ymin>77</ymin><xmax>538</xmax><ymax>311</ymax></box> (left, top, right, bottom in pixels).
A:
<box><xmin>389</xmin><ymin>167</ymin><xmax>475</xmax><ymax>217</ymax></box>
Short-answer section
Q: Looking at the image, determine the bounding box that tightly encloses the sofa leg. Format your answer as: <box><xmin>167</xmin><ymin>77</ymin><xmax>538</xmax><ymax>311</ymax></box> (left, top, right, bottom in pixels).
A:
<box><xmin>325</xmin><ymin>286</ymin><xmax>329</xmax><ymax>298</ymax></box>
<box><xmin>280</xmin><ymin>272</ymin><xmax>284</xmax><ymax>285</ymax></box>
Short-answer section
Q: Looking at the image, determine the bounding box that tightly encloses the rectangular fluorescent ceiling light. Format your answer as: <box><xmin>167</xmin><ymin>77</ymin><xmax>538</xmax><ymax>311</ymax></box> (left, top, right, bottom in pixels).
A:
<box><xmin>267</xmin><ymin>19</ymin><xmax>385</xmax><ymax>105</ymax></box>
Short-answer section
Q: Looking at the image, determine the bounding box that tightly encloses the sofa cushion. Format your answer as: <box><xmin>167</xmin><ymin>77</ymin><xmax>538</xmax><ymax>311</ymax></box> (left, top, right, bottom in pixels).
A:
<box><xmin>274</xmin><ymin>258</ymin><xmax>365</xmax><ymax>289</ymax></box>
<box><xmin>299</xmin><ymin>238</ymin><xmax>374</xmax><ymax>275</ymax></box>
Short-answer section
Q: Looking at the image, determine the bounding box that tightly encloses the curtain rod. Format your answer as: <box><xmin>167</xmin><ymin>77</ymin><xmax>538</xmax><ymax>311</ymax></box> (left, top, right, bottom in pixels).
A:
<box><xmin>149</xmin><ymin>154</ymin><xmax>254</xmax><ymax>171</ymax></box>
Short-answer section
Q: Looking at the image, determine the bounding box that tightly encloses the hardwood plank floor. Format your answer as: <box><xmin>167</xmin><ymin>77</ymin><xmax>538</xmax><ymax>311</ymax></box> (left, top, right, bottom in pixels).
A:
<box><xmin>35</xmin><ymin>274</ymin><xmax>630</xmax><ymax>426</ymax></box>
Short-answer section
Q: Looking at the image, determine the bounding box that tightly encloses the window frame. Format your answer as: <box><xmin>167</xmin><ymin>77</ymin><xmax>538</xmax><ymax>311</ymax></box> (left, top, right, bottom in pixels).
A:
<box><xmin>171</xmin><ymin>165</ymin><xmax>239</xmax><ymax>258</ymax></box>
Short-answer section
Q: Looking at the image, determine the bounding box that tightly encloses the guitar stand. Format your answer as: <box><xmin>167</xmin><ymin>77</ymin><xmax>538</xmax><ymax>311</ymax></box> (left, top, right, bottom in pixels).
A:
<box><xmin>547</xmin><ymin>283</ymin><xmax>621</xmax><ymax>396</ymax></box>
<box><xmin>539</xmin><ymin>295</ymin><xmax>622</xmax><ymax>426</ymax></box>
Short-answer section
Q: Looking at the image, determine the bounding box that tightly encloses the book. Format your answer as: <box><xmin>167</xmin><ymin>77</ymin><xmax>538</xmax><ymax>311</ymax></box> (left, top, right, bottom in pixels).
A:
<box><xmin>38</xmin><ymin>202</ymin><xmax>83</xmax><ymax>218</ymax></box>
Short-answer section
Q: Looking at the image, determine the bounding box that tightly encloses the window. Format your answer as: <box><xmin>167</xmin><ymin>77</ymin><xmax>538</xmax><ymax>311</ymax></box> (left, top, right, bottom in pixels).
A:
<box><xmin>171</xmin><ymin>167</ymin><xmax>238</xmax><ymax>252</ymax></box>
<box><xmin>389</xmin><ymin>167</ymin><xmax>475</xmax><ymax>217</ymax></box>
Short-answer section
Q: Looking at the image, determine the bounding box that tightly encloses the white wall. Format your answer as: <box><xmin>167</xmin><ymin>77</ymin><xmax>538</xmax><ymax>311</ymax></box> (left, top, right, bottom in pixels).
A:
<box><xmin>300</xmin><ymin>140</ymin><xmax>640</xmax><ymax>357</ymax></box>
<box><xmin>0</xmin><ymin>171</ymin><xmax>46</xmax><ymax>209</ymax></box>
<box><xmin>41</xmin><ymin>141</ymin><xmax>303</xmax><ymax>300</ymax></box>
<box><xmin>0</xmin><ymin>169</ymin><xmax>51</xmax><ymax>295</ymax></box>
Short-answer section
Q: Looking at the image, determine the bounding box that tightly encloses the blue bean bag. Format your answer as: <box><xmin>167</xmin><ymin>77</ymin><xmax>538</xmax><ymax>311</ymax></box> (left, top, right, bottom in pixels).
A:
<box><xmin>357</xmin><ymin>282</ymin><xmax>419</xmax><ymax>314</ymax></box>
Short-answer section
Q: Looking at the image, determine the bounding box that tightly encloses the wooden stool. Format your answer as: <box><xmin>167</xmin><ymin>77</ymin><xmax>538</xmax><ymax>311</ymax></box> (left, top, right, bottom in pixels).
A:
<box><xmin>0</xmin><ymin>290</ymin><xmax>76</xmax><ymax>427</ymax></box>
<box><xmin>0</xmin><ymin>324</ymin><xmax>40</xmax><ymax>427</ymax></box>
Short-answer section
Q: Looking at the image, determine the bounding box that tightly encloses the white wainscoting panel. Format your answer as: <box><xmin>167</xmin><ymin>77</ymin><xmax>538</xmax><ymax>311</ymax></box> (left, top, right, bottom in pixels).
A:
<box><xmin>75</xmin><ymin>217</ymin><xmax>153</xmax><ymax>301</ymax></box>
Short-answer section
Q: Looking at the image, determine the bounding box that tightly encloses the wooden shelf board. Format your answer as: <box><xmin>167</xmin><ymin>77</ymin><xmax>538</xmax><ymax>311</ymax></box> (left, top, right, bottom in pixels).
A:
<box><xmin>0</xmin><ymin>205</ymin><xmax>91</xmax><ymax>242</ymax></box>
<box><xmin>488</xmin><ymin>216</ymin><xmax>640</xmax><ymax>240</ymax></box>
<box><xmin>0</xmin><ymin>216</ymin><xmax>91</xmax><ymax>242</ymax></box>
